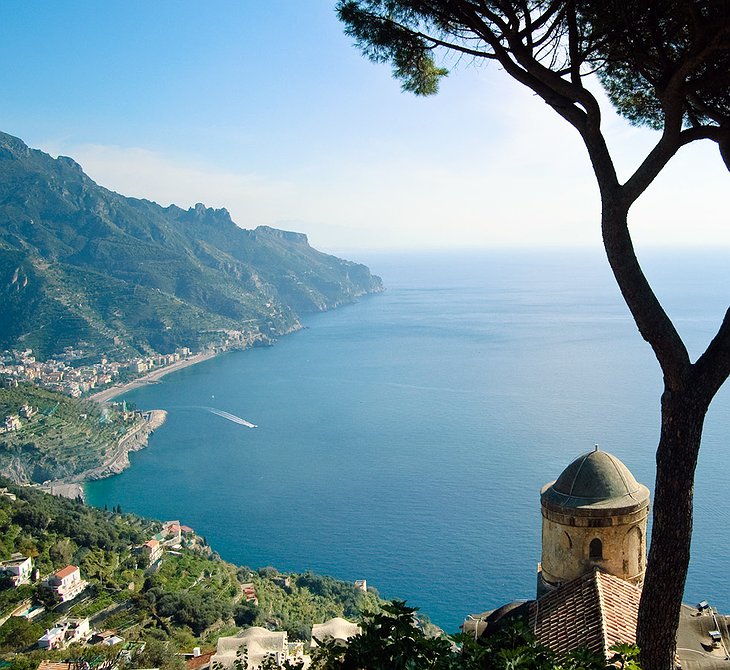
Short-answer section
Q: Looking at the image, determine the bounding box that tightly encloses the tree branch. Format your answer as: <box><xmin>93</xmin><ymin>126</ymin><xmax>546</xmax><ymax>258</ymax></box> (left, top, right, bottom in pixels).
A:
<box><xmin>600</xmin><ymin>205</ymin><xmax>692</xmax><ymax>386</ymax></box>
<box><xmin>693</xmin><ymin>307</ymin><xmax>730</xmax><ymax>402</ymax></box>
<box><xmin>622</xmin><ymin>132</ymin><xmax>683</xmax><ymax>205</ymax></box>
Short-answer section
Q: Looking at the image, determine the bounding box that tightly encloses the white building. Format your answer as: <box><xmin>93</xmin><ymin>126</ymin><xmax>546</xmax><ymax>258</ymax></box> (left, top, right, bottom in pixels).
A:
<box><xmin>37</xmin><ymin>618</ymin><xmax>90</xmax><ymax>649</ymax></box>
<box><xmin>4</xmin><ymin>415</ymin><xmax>21</xmax><ymax>432</ymax></box>
<box><xmin>0</xmin><ymin>554</ymin><xmax>33</xmax><ymax>586</ymax></box>
<box><xmin>211</xmin><ymin>627</ymin><xmax>309</xmax><ymax>669</ymax></box>
<box><xmin>38</xmin><ymin>626</ymin><xmax>66</xmax><ymax>649</ymax></box>
<box><xmin>43</xmin><ymin>565</ymin><xmax>87</xmax><ymax>602</ymax></box>
<box><xmin>311</xmin><ymin>618</ymin><xmax>361</xmax><ymax>648</ymax></box>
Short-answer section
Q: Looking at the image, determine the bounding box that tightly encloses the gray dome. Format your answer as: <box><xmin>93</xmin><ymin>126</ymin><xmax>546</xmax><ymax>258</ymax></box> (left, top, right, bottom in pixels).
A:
<box><xmin>541</xmin><ymin>448</ymin><xmax>650</xmax><ymax>513</ymax></box>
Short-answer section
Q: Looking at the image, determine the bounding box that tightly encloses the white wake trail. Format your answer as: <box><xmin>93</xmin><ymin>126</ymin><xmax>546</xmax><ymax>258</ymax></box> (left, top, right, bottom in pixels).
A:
<box><xmin>206</xmin><ymin>407</ymin><xmax>257</xmax><ymax>428</ymax></box>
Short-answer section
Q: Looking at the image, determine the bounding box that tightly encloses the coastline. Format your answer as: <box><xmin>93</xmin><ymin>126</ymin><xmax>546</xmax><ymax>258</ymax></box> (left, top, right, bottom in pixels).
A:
<box><xmin>43</xmin><ymin>409</ymin><xmax>168</xmax><ymax>501</ymax></box>
<box><xmin>62</xmin><ymin>348</ymin><xmax>239</xmax><ymax>496</ymax></box>
<box><xmin>89</xmin><ymin>350</ymin><xmax>220</xmax><ymax>403</ymax></box>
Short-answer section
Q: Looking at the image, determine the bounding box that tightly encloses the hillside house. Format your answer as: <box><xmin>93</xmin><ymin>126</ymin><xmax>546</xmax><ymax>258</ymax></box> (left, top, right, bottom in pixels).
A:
<box><xmin>43</xmin><ymin>565</ymin><xmax>87</xmax><ymax>602</ymax></box>
<box><xmin>210</xmin><ymin>627</ymin><xmax>309</xmax><ymax>669</ymax></box>
<box><xmin>241</xmin><ymin>582</ymin><xmax>258</xmax><ymax>605</ymax></box>
<box><xmin>90</xmin><ymin>629</ymin><xmax>120</xmax><ymax>645</ymax></box>
<box><xmin>140</xmin><ymin>539</ymin><xmax>163</xmax><ymax>565</ymax></box>
<box><xmin>4</xmin><ymin>415</ymin><xmax>21</xmax><ymax>432</ymax></box>
<box><xmin>19</xmin><ymin>404</ymin><xmax>36</xmax><ymax>418</ymax></box>
<box><xmin>61</xmin><ymin>617</ymin><xmax>90</xmax><ymax>644</ymax></box>
<box><xmin>37</xmin><ymin>626</ymin><xmax>66</xmax><ymax>649</ymax></box>
<box><xmin>37</xmin><ymin>617</ymin><xmax>90</xmax><ymax>649</ymax></box>
<box><xmin>311</xmin><ymin>617</ymin><xmax>361</xmax><ymax>648</ymax></box>
<box><xmin>161</xmin><ymin>520</ymin><xmax>183</xmax><ymax>546</ymax></box>
<box><xmin>0</xmin><ymin>553</ymin><xmax>33</xmax><ymax>586</ymax></box>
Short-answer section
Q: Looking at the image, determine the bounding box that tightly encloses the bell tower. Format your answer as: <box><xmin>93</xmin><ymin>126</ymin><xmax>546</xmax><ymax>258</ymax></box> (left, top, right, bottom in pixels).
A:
<box><xmin>537</xmin><ymin>446</ymin><xmax>650</xmax><ymax>597</ymax></box>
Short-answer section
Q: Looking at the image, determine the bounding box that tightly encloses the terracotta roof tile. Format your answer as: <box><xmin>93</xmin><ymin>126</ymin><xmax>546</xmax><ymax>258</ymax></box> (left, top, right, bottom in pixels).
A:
<box><xmin>53</xmin><ymin>565</ymin><xmax>78</xmax><ymax>579</ymax></box>
<box><xmin>37</xmin><ymin>662</ymin><xmax>75</xmax><ymax>670</ymax></box>
<box><xmin>529</xmin><ymin>569</ymin><xmax>641</xmax><ymax>659</ymax></box>
<box><xmin>187</xmin><ymin>651</ymin><xmax>214</xmax><ymax>670</ymax></box>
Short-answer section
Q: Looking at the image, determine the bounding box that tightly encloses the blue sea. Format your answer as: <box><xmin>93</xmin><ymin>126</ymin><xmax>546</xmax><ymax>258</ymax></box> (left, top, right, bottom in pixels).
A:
<box><xmin>85</xmin><ymin>249</ymin><xmax>730</xmax><ymax>632</ymax></box>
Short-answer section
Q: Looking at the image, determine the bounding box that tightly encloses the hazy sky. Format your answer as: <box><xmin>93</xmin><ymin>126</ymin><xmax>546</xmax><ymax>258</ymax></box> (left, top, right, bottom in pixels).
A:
<box><xmin>0</xmin><ymin>1</ymin><xmax>727</xmax><ymax>253</ymax></box>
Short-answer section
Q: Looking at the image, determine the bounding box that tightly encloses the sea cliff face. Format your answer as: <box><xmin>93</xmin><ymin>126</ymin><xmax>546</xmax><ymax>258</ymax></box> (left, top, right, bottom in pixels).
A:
<box><xmin>0</xmin><ymin>130</ymin><xmax>383</xmax><ymax>361</ymax></box>
<box><xmin>0</xmin><ymin>385</ymin><xmax>168</xmax><ymax>487</ymax></box>
<box><xmin>68</xmin><ymin>410</ymin><xmax>169</xmax><ymax>483</ymax></box>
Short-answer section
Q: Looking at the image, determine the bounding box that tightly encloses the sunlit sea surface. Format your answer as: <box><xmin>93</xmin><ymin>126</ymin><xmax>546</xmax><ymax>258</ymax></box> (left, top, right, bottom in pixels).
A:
<box><xmin>86</xmin><ymin>250</ymin><xmax>730</xmax><ymax>631</ymax></box>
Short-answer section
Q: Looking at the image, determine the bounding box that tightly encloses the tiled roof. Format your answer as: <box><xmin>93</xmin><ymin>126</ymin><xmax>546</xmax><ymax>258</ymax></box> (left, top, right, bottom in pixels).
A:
<box><xmin>37</xmin><ymin>662</ymin><xmax>75</xmax><ymax>670</ymax></box>
<box><xmin>186</xmin><ymin>651</ymin><xmax>214</xmax><ymax>670</ymax></box>
<box><xmin>53</xmin><ymin>565</ymin><xmax>78</xmax><ymax>579</ymax></box>
<box><xmin>529</xmin><ymin>568</ymin><xmax>641</xmax><ymax>659</ymax></box>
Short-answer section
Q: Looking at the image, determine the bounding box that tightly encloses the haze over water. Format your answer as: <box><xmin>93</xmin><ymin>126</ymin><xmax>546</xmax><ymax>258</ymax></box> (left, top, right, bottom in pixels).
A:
<box><xmin>86</xmin><ymin>250</ymin><xmax>730</xmax><ymax>631</ymax></box>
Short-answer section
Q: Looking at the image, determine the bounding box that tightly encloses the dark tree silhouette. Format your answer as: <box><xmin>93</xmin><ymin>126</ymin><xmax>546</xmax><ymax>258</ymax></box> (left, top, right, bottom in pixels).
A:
<box><xmin>336</xmin><ymin>2</ymin><xmax>730</xmax><ymax>669</ymax></box>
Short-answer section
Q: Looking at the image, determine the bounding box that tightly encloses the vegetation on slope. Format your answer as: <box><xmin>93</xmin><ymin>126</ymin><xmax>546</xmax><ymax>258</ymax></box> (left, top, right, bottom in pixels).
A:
<box><xmin>0</xmin><ymin>131</ymin><xmax>383</xmax><ymax>361</ymax></box>
<box><xmin>0</xmin><ymin>384</ymin><xmax>140</xmax><ymax>484</ymax></box>
<box><xmin>0</xmin><ymin>482</ymin><xmax>383</xmax><ymax>670</ymax></box>
<box><xmin>311</xmin><ymin>601</ymin><xmax>641</xmax><ymax>670</ymax></box>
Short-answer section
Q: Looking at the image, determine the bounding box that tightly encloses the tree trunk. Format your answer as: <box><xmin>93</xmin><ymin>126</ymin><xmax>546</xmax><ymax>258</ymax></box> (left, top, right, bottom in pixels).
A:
<box><xmin>600</xmin><ymin>200</ymin><xmax>714</xmax><ymax>670</ymax></box>
<box><xmin>637</xmin><ymin>387</ymin><xmax>708</xmax><ymax>670</ymax></box>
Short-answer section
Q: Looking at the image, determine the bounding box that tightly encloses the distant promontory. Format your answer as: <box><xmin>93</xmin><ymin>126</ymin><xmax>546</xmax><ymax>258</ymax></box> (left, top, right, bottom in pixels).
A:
<box><xmin>0</xmin><ymin>130</ymin><xmax>383</xmax><ymax>362</ymax></box>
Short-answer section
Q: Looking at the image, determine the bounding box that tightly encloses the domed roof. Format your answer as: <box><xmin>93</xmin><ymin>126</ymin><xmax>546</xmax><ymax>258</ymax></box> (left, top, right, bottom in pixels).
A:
<box><xmin>541</xmin><ymin>447</ymin><xmax>650</xmax><ymax>513</ymax></box>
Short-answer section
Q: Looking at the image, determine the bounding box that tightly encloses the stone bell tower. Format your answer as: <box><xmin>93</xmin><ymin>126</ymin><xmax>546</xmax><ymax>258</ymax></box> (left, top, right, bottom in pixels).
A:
<box><xmin>537</xmin><ymin>446</ymin><xmax>650</xmax><ymax>597</ymax></box>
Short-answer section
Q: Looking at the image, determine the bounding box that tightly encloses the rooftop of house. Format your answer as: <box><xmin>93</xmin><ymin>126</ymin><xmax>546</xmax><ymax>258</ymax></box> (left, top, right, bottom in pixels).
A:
<box><xmin>212</xmin><ymin>627</ymin><xmax>289</xmax><ymax>669</ymax></box>
<box><xmin>52</xmin><ymin>565</ymin><xmax>78</xmax><ymax>580</ymax></box>
<box><xmin>528</xmin><ymin>568</ymin><xmax>641</xmax><ymax>659</ymax></box>
<box><xmin>186</xmin><ymin>651</ymin><xmax>214</xmax><ymax>670</ymax></box>
<box><xmin>37</xmin><ymin>662</ymin><xmax>75</xmax><ymax>670</ymax></box>
<box><xmin>311</xmin><ymin>617</ymin><xmax>361</xmax><ymax>647</ymax></box>
<box><xmin>1</xmin><ymin>554</ymin><xmax>31</xmax><ymax>567</ymax></box>
<box><xmin>466</xmin><ymin>568</ymin><xmax>730</xmax><ymax>670</ymax></box>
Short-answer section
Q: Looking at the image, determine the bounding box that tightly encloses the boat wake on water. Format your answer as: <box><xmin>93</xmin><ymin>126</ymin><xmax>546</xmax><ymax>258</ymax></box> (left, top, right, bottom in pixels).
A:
<box><xmin>204</xmin><ymin>407</ymin><xmax>258</xmax><ymax>428</ymax></box>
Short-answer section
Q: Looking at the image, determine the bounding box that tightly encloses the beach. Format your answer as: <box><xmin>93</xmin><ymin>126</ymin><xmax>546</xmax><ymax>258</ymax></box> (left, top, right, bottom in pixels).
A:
<box><xmin>89</xmin><ymin>351</ymin><xmax>219</xmax><ymax>403</ymax></box>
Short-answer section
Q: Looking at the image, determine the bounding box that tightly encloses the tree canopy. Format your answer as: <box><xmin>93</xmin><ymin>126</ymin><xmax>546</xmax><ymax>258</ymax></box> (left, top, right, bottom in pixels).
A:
<box><xmin>338</xmin><ymin>1</ymin><xmax>729</xmax><ymax>162</ymax></box>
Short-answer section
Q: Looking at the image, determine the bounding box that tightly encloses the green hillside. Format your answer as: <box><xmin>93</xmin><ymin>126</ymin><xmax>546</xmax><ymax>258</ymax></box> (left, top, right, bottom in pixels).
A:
<box><xmin>0</xmin><ymin>132</ymin><xmax>383</xmax><ymax>360</ymax></box>
<box><xmin>0</xmin><ymin>482</ymin><xmax>382</xmax><ymax>670</ymax></box>
<box><xmin>0</xmin><ymin>384</ymin><xmax>139</xmax><ymax>484</ymax></box>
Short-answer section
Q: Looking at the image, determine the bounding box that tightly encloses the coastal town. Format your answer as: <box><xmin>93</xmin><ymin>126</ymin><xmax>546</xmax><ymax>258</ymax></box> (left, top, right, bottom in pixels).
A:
<box><xmin>0</xmin><ymin>485</ymin><xmax>371</xmax><ymax>670</ymax></box>
<box><xmin>0</xmin><ymin>345</ymin><xmax>213</xmax><ymax>401</ymax></box>
<box><xmin>0</xmin><ymin>346</ymin><xmax>201</xmax><ymax>399</ymax></box>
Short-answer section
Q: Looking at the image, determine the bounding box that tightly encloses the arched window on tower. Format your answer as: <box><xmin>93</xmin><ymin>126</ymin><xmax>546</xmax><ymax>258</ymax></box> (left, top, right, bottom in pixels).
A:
<box><xmin>589</xmin><ymin>538</ymin><xmax>603</xmax><ymax>560</ymax></box>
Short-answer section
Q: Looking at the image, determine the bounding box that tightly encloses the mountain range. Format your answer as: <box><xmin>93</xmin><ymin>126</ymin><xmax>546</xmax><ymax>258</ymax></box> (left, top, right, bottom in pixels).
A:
<box><xmin>0</xmin><ymin>131</ymin><xmax>382</xmax><ymax>361</ymax></box>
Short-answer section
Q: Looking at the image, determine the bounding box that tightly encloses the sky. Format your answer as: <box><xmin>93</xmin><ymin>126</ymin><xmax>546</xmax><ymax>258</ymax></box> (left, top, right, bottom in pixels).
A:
<box><xmin>0</xmin><ymin>1</ymin><xmax>727</xmax><ymax>254</ymax></box>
